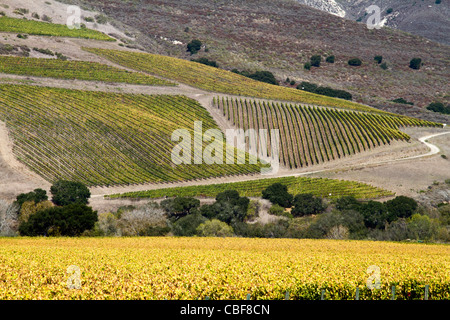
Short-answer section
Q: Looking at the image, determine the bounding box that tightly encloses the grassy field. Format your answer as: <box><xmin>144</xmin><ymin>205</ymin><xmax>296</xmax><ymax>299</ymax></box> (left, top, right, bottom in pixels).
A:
<box><xmin>0</xmin><ymin>55</ymin><xmax>175</xmax><ymax>85</ymax></box>
<box><xmin>0</xmin><ymin>16</ymin><xmax>113</xmax><ymax>40</ymax></box>
<box><xmin>83</xmin><ymin>47</ymin><xmax>386</xmax><ymax>113</ymax></box>
<box><xmin>0</xmin><ymin>237</ymin><xmax>448</xmax><ymax>300</ymax></box>
<box><xmin>0</xmin><ymin>84</ymin><xmax>261</xmax><ymax>186</ymax></box>
<box><xmin>107</xmin><ymin>176</ymin><xmax>394</xmax><ymax>200</ymax></box>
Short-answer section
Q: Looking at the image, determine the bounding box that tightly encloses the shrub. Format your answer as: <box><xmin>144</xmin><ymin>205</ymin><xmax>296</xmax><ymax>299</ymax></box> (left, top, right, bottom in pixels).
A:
<box><xmin>426</xmin><ymin>102</ymin><xmax>450</xmax><ymax>115</ymax></box>
<box><xmin>13</xmin><ymin>8</ymin><xmax>29</xmax><ymax>15</ymax></box>
<box><xmin>173</xmin><ymin>213</ymin><xmax>207</xmax><ymax>236</ymax></box>
<box><xmin>247</xmin><ymin>71</ymin><xmax>278</xmax><ymax>85</ymax></box>
<box><xmin>17</xmin><ymin>34</ymin><xmax>28</xmax><ymax>39</ymax></box>
<box><xmin>160</xmin><ymin>196</ymin><xmax>200</xmax><ymax>219</ymax></box>
<box><xmin>348</xmin><ymin>58</ymin><xmax>362</xmax><ymax>66</ymax></box>
<box><xmin>15</xmin><ymin>188</ymin><xmax>48</xmax><ymax>209</ymax></box>
<box><xmin>409</xmin><ymin>58</ymin><xmax>422</xmax><ymax>70</ymax></box>
<box><xmin>118</xmin><ymin>202</ymin><xmax>169</xmax><ymax>236</ymax></box>
<box><xmin>298</xmin><ymin>81</ymin><xmax>352</xmax><ymax>100</ymax></box>
<box><xmin>232</xmin><ymin>69</ymin><xmax>278</xmax><ymax>85</ymax></box>
<box><xmin>385</xmin><ymin>196</ymin><xmax>418</xmax><ymax>222</ymax></box>
<box><xmin>94</xmin><ymin>212</ymin><xmax>120</xmax><ymax>236</ymax></box>
<box><xmin>407</xmin><ymin>214</ymin><xmax>440</xmax><ymax>241</ymax></box>
<box><xmin>18</xmin><ymin>200</ymin><xmax>53</xmax><ymax>224</ymax></box>
<box><xmin>246</xmin><ymin>200</ymin><xmax>260</xmax><ymax>221</ymax></box>
<box><xmin>41</xmin><ymin>14</ymin><xmax>52</xmax><ymax>22</ymax></box>
<box><xmin>84</xmin><ymin>16</ymin><xmax>95</xmax><ymax>22</ymax></box>
<box><xmin>269</xmin><ymin>204</ymin><xmax>285</xmax><ymax>216</ymax></box>
<box><xmin>33</xmin><ymin>47</ymin><xmax>54</xmax><ymax>56</ymax></box>
<box><xmin>385</xmin><ymin>218</ymin><xmax>410</xmax><ymax>241</ymax></box>
<box><xmin>191</xmin><ymin>57</ymin><xmax>218</xmax><ymax>68</ymax></box>
<box><xmin>435</xmin><ymin>0</ymin><xmax>441</xmax><ymax>4</ymax></box>
<box><xmin>380</xmin><ymin>62</ymin><xmax>388</xmax><ymax>70</ymax></box>
<box><xmin>196</xmin><ymin>219</ymin><xmax>234</xmax><ymax>237</ymax></box>
<box><xmin>50</xmin><ymin>180</ymin><xmax>91</xmax><ymax>206</ymax></box>
<box><xmin>374</xmin><ymin>55</ymin><xmax>383</xmax><ymax>64</ymax></box>
<box><xmin>32</xmin><ymin>12</ymin><xmax>40</xmax><ymax>19</ymax></box>
<box><xmin>200</xmin><ymin>191</ymin><xmax>249</xmax><ymax>224</ymax></box>
<box><xmin>326</xmin><ymin>225</ymin><xmax>349</xmax><ymax>240</ymax></box>
<box><xmin>358</xmin><ymin>201</ymin><xmax>388</xmax><ymax>229</ymax></box>
<box><xmin>310</xmin><ymin>55</ymin><xmax>322</xmax><ymax>67</ymax></box>
<box><xmin>216</xmin><ymin>190</ymin><xmax>249</xmax><ymax>212</ymax></box>
<box><xmin>290</xmin><ymin>80</ymin><xmax>296</xmax><ymax>86</ymax></box>
<box><xmin>335</xmin><ymin>196</ymin><xmax>361</xmax><ymax>211</ymax></box>
<box><xmin>391</xmin><ymin>98</ymin><xmax>414</xmax><ymax>105</ymax></box>
<box><xmin>18</xmin><ymin>204</ymin><xmax>98</xmax><ymax>236</ymax></box>
<box><xmin>386</xmin><ymin>8</ymin><xmax>393</xmax><ymax>14</ymax></box>
<box><xmin>326</xmin><ymin>55</ymin><xmax>335</xmax><ymax>63</ymax></box>
<box><xmin>304</xmin><ymin>62</ymin><xmax>311</xmax><ymax>70</ymax></box>
<box><xmin>291</xmin><ymin>193</ymin><xmax>326</xmax><ymax>217</ymax></box>
<box><xmin>298</xmin><ymin>81</ymin><xmax>318</xmax><ymax>92</ymax></box>
<box><xmin>262</xmin><ymin>183</ymin><xmax>293</xmax><ymax>208</ymax></box>
<box><xmin>95</xmin><ymin>14</ymin><xmax>108</xmax><ymax>24</ymax></box>
<box><xmin>187</xmin><ymin>39</ymin><xmax>202</xmax><ymax>55</ymax></box>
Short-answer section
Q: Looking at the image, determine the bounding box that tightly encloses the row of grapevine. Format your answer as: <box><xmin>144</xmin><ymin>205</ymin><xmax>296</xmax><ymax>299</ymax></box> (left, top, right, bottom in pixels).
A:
<box><xmin>83</xmin><ymin>47</ymin><xmax>388</xmax><ymax>113</ymax></box>
<box><xmin>0</xmin><ymin>16</ymin><xmax>113</xmax><ymax>40</ymax></box>
<box><xmin>213</xmin><ymin>97</ymin><xmax>442</xmax><ymax>169</ymax></box>
<box><xmin>108</xmin><ymin>176</ymin><xmax>394</xmax><ymax>200</ymax></box>
<box><xmin>0</xmin><ymin>84</ymin><xmax>261</xmax><ymax>186</ymax></box>
<box><xmin>0</xmin><ymin>55</ymin><xmax>175</xmax><ymax>86</ymax></box>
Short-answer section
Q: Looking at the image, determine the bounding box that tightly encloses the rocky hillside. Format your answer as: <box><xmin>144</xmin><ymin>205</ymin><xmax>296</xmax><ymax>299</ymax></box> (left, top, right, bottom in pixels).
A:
<box><xmin>41</xmin><ymin>0</ymin><xmax>449</xmax><ymax>121</ymax></box>
<box><xmin>295</xmin><ymin>0</ymin><xmax>450</xmax><ymax>45</ymax></box>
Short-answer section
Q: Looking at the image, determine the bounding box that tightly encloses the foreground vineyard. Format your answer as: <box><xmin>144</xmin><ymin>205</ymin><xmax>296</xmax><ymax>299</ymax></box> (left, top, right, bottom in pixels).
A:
<box><xmin>0</xmin><ymin>55</ymin><xmax>175</xmax><ymax>86</ymax></box>
<box><xmin>0</xmin><ymin>84</ymin><xmax>261</xmax><ymax>186</ymax></box>
<box><xmin>0</xmin><ymin>237</ymin><xmax>448</xmax><ymax>300</ymax></box>
<box><xmin>83</xmin><ymin>47</ymin><xmax>384</xmax><ymax>113</ymax></box>
<box><xmin>0</xmin><ymin>16</ymin><xmax>113</xmax><ymax>40</ymax></box>
<box><xmin>214</xmin><ymin>97</ymin><xmax>442</xmax><ymax>168</ymax></box>
<box><xmin>108</xmin><ymin>176</ymin><xmax>393</xmax><ymax>200</ymax></box>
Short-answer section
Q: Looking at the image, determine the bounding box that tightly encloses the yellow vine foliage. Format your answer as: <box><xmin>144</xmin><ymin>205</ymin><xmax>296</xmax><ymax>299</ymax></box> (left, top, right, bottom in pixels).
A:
<box><xmin>0</xmin><ymin>237</ymin><xmax>448</xmax><ymax>300</ymax></box>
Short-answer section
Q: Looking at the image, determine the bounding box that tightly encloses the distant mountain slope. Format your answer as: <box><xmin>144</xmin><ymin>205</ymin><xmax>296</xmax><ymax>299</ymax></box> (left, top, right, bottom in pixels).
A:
<box><xmin>295</xmin><ymin>0</ymin><xmax>450</xmax><ymax>45</ymax></box>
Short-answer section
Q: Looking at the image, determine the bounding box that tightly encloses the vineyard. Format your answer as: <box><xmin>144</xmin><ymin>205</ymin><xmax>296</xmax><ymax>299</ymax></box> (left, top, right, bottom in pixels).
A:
<box><xmin>107</xmin><ymin>176</ymin><xmax>394</xmax><ymax>200</ymax></box>
<box><xmin>83</xmin><ymin>47</ymin><xmax>385</xmax><ymax>113</ymax></box>
<box><xmin>0</xmin><ymin>237</ymin><xmax>448</xmax><ymax>300</ymax></box>
<box><xmin>0</xmin><ymin>84</ymin><xmax>261</xmax><ymax>186</ymax></box>
<box><xmin>0</xmin><ymin>16</ymin><xmax>113</xmax><ymax>40</ymax></box>
<box><xmin>0</xmin><ymin>55</ymin><xmax>175</xmax><ymax>85</ymax></box>
<box><xmin>213</xmin><ymin>97</ymin><xmax>442</xmax><ymax>169</ymax></box>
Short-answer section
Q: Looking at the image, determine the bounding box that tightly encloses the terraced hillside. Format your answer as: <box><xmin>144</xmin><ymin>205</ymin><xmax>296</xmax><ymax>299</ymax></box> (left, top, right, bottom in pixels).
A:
<box><xmin>0</xmin><ymin>85</ymin><xmax>261</xmax><ymax>186</ymax></box>
<box><xmin>108</xmin><ymin>176</ymin><xmax>394</xmax><ymax>200</ymax></box>
<box><xmin>0</xmin><ymin>16</ymin><xmax>113</xmax><ymax>40</ymax></box>
<box><xmin>0</xmin><ymin>55</ymin><xmax>175</xmax><ymax>85</ymax></box>
<box><xmin>83</xmin><ymin>48</ymin><xmax>383</xmax><ymax>113</ymax></box>
<box><xmin>59</xmin><ymin>0</ymin><xmax>449</xmax><ymax>115</ymax></box>
<box><xmin>214</xmin><ymin>97</ymin><xmax>442</xmax><ymax>169</ymax></box>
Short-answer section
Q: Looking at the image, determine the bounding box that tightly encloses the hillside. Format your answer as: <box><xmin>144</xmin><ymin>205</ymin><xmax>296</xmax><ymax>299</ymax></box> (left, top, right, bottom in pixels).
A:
<box><xmin>55</xmin><ymin>0</ymin><xmax>449</xmax><ymax>120</ymax></box>
<box><xmin>0</xmin><ymin>0</ymin><xmax>447</xmax><ymax>201</ymax></box>
<box><xmin>294</xmin><ymin>0</ymin><xmax>450</xmax><ymax>46</ymax></box>
<box><xmin>0</xmin><ymin>85</ymin><xmax>262</xmax><ymax>186</ymax></box>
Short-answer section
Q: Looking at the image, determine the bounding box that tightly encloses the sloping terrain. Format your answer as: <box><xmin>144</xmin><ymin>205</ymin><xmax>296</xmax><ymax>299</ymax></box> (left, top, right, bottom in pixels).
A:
<box><xmin>54</xmin><ymin>0</ymin><xmax>449</xmax><ymax>116</ymax></box>
<box><xmin>83</xmin><ymin>47</ymin><xmax>384</xmax><ymax>113</ymax></box>
<box><xmin>0</xmin><ymin>0</ymin><xmax>447</xmax><ymax>202</ymax></box>
<box><xmin>295</xmin><ymin>0</ymin><xmax>450</xmax><ymax>46</ymax></box>
<box><xmin>0</xmin><ymin>85</ymin><xmax>262</xmax><ymax>186</ymax></box>
<box><xmin>213</xmin><ymin>97</ymin><xmax>441</xmax><ymax>169</ymax></box>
